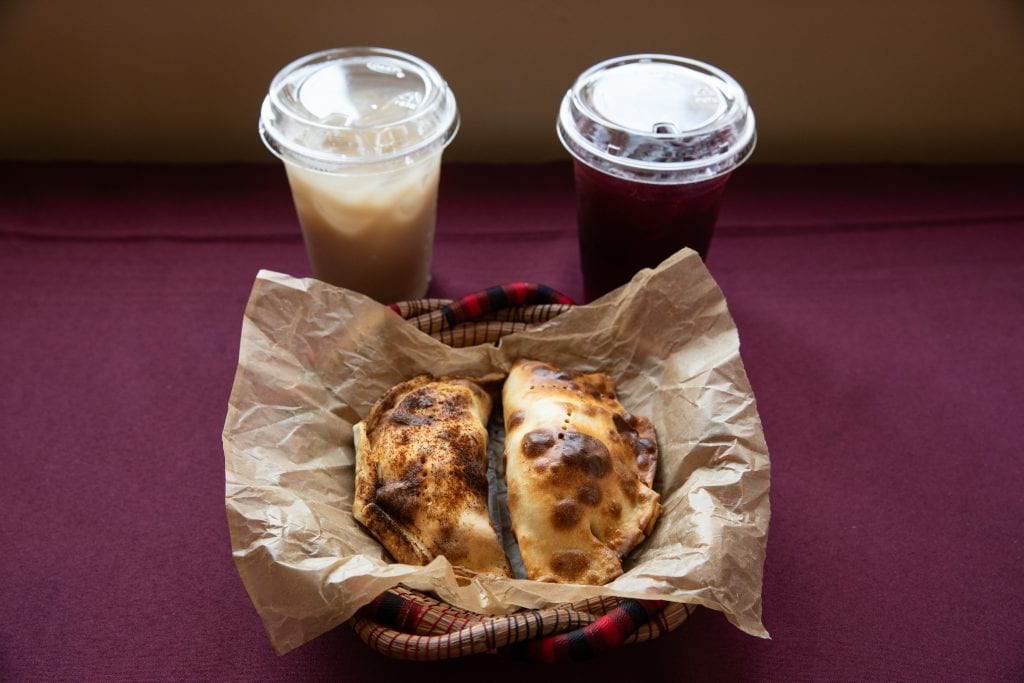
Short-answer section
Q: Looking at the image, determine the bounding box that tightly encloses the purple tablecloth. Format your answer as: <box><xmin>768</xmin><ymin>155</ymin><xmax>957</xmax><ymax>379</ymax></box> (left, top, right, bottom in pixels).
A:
<box><xmin>2</xmin><ymin>162</ymin><xmax>1022</xmax><ymax>680</ymax></box>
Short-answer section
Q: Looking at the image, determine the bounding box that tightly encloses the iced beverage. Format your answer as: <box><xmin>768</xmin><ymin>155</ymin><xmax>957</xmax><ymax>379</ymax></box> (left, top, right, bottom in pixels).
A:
<box><xmin>259</xmin><ymin>48</ymin><xmax>458</xmax><ymax>302</ymax></box>
<box><xmin>557</xmin><ymin>55</ymin><xmax>756</xmax><ymax>301</ymax></box>
<box><xmin>574</xmin><ymin>161</ymin><xmax>729</xmax><ymax>301</ymax></box>
<box><xmin>284</xmin><ymin>152</ymin><xmax>441</xmax><ymax>303</ymax></box>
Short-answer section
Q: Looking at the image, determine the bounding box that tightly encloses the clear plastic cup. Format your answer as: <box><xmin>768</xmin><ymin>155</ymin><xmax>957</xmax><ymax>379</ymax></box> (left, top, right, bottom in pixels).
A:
<box><xmin>557</xmin><ymin>55</ymin><xmax>756</xmax><ymax>301</ymax></box>
<box><xmin>259</xmin><ymin>47</ymin><xmax>458</xmax><ymax>303</ymax></box>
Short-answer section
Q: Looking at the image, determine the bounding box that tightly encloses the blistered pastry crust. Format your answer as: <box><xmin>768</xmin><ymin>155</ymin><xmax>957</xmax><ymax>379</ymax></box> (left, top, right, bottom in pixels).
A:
<box><xmin>503</xmin><ymin>360</ymin><xmax>660</xmax><ymax>584</ymax></box>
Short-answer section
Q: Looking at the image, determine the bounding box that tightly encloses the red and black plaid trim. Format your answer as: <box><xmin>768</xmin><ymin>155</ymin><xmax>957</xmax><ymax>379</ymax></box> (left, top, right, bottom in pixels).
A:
<box><xmin>359</xmin><ymin>590</ymin><xmax>422</xmax><ymax>632</ymax></box>
<box><xmin>438</xmin><ymin>283</ymin><xmax>573</xmax><ymax>328</ymax></box>
<box><xmin>352</xmin><ymin>588</ymin><xmax>690</xmax><ymax>661</ymax></box>
<box><xmin>505</xmin><ymin>599</ymin><xmax>666</xmax><ymax>663</ymax></box>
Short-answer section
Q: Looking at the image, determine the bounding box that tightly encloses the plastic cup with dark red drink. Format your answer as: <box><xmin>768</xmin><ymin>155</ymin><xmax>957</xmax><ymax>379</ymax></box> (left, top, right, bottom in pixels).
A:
<box><xmin>557</xmin><ymin>55</ymin><xmax>756</xmax><ymax>301</ymax></box>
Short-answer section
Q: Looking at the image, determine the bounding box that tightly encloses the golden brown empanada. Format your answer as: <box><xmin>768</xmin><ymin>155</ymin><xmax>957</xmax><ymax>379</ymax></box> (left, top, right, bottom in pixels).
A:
<box><xmin>353</xmin><ymin>374</ymin><xmax>511</xmax><ymax>577</ymax></box>
<box><xmin>503</xmin><ymin>360</ymin><xmax>660</xmax><ymax>584</ymax></box>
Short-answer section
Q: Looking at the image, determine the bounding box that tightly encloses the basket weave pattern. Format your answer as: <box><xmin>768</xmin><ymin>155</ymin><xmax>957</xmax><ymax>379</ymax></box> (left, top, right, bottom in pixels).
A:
<box><xmin>356</xmin><ymin>285</ymin><xmax>692</xmax><ymax>662</ymax></box>
<box><xmin>389</xmin><ymin>283</ymin><xmax>573</xmax><ymax>346</ymax></box>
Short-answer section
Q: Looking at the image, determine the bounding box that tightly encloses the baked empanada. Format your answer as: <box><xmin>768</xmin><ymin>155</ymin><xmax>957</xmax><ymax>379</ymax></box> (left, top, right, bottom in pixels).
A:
<box><xmin>353</xmin><ymin>374</ymin><xmax>511</xmax><ymax>577</ymax></box>
<box><xmin>503</xmin><ymin>360</ymin><xmax>660</xmax><ymax>584</ymax></box>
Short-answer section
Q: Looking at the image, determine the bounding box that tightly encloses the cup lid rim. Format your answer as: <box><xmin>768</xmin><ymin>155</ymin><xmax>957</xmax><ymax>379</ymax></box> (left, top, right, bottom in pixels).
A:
<box><xmin>259</xmin><ymin>47</ymin><xmax>459</xmax><ymax>169</ymax></box>
<box><xmin>557</xmin><ymin>54</ymin><xmax>756</xmax><ymax>178</ymax></box>
<box><xmin>267</xmin><ymin>47</ymin><xmax>449</xmax><ymax>132</ymax></box>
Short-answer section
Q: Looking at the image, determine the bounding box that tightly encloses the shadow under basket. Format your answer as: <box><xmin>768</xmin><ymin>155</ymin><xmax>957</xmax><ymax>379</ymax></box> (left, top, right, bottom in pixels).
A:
<box><xmin>350</xmin><ymin>284</ymin><xmax>694</xmax><ymax>663</ymax></box>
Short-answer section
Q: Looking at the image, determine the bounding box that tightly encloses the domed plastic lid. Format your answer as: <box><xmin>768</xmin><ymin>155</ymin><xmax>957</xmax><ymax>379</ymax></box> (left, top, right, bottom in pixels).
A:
<box><xmin>557</xmin><ymin>54</ymin><xmax>755</xmax><ymax>183</ymax></box>
<box><xmin>260</xmin><ymin>47</ymin><xmax>458</xmax><ymax>171</ymax></box>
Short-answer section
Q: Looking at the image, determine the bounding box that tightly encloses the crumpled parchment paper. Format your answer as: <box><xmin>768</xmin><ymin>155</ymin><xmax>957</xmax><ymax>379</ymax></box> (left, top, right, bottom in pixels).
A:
<box><xmin>223</xmin><ymin>248</ymin><xmax>771</xmax><ymax>654</ymax></box>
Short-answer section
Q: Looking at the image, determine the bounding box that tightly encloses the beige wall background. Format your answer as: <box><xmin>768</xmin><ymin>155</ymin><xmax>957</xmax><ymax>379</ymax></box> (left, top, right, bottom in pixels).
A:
<box><xmin>1</xmin><ymin>0</ymin><xmax>1022</xmax><ymax>164</ymax></box>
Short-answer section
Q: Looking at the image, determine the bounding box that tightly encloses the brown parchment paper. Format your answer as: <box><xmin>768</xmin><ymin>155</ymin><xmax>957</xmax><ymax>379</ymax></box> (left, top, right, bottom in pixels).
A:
<box><xmin>223</xmin><ymin>249</ymin><xmax>771</xmax><ymax>655</ymax></box>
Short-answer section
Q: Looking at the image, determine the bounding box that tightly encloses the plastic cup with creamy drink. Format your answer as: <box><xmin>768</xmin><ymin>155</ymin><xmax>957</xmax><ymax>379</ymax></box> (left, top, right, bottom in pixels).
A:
<box><xmin>259</xmin><ymin>47</ymin><xmax>458</xmax><ymax>302</ymax></box>
<box><xmin>557</xmin><ymin>55</ymin><xmax>756</xmax><ymax>301</ymax></box>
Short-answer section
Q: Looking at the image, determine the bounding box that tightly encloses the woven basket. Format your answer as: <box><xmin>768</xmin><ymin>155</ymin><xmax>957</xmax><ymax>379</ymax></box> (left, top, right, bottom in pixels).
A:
<box><xmin>352</xmin><ymin>283</ymin><xmax>693</xmax><ymax>663</ymax></box>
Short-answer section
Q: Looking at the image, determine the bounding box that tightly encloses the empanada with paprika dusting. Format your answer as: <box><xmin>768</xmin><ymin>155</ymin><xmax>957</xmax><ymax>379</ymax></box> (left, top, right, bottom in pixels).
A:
<box><xmin>353</xmin><ymin>374</ymin><xmax>511</xmax><ymax>577</ymax></box>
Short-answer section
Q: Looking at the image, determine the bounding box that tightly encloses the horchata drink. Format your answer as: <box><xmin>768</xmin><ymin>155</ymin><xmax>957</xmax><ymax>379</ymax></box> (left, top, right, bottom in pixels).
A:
<box><xmin>557</xmin><ymin>55</ymin><xmax>756</xmax><ymax>301</ymax></box>
<box><xmin>260</xmin><ymin>48</ymin><xmax>458</xmax><ymax>302</ymax></box>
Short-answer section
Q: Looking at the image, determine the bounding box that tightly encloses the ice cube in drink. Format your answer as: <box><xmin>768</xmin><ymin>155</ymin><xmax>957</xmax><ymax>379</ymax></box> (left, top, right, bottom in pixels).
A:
<box><xmin>283</xmin><ymin>150</ymin><xmax>442</xmax><ymax>303</ymax></box>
